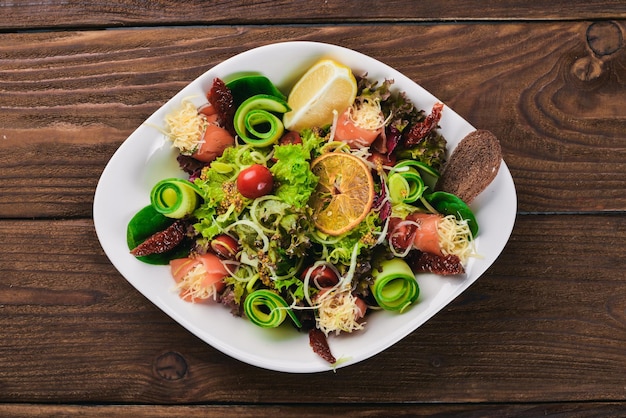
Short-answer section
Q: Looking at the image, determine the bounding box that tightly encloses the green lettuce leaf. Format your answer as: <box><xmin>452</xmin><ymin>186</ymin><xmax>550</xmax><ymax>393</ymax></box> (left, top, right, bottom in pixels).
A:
<box><xmin>270</xmin><ymin>143</ymin><xmax>319</xmax><ymax>208</ymax></box>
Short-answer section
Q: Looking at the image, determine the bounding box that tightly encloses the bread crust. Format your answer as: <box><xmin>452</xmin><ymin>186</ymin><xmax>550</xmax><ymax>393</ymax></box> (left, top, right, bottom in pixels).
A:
<box><xmin>436</xmin><ymin>130</ymin><xmax>502</xmax><ymax>203</ymax></box>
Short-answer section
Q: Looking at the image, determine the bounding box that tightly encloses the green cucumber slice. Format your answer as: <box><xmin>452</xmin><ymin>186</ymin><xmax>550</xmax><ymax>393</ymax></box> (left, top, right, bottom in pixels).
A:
<box><xmin>234</xmin><ymin>94</ymin><xmax>290</xmax><ymax>147</ymax></box>
<box><xmin>150</xmin><ymin>178</ymin><xmax>202</xmax><ymax>219</ymax></box>
<box><xmin>370</xmin><ymin>258</ymin><xmax>419</xmax><ymax>312</ymax></box>
<box><xmin>392</xmin><ymin>160</ymin><xmax>441</xmax><ymax>190</ymax></box>
<box><xmin>243</xmin><ymin>289</ymin><xmax>301</xmax><ymax>328</ymax></box>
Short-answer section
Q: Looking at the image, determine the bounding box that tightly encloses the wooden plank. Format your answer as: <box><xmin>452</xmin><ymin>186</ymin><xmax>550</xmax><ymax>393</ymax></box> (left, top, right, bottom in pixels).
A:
<box><xmin>1</xmin><ymin>214</ymin><xmax>624</xmax><ymax>403</ymax></box>
<box><xmin>1</xmin><ymin>23</ymin><xmax>625</xmax><ymax>218</ymax></box>
<box><xmin>0</xmin><ymin>0</ymin><xmax>626</xmax><ymax>30</ymax></box>
<box><xmin>1</xmin><ymin>402</ymin><xmax>626</xmax><ymax>417</ymax></box>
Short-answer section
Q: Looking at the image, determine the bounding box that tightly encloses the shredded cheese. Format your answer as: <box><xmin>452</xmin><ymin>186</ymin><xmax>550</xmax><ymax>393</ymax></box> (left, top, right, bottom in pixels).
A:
<box><xmin>164</xmin><ymin>99</ymin><xmax>207</xmax><ymax>154</ymax></box>
<box><xmin>316</xmin><ymin>289</ymin><xmax>365</xmax><ymax>336</ymax></box>
<box><xmin>175</xmin><ymin>263</ymin><xmax>220</xmax><ymax>302</ymax></box>
<box><xmin>437</xmin><ymin>214</ymin><xmax>477</xmax><ymax>263</ymax></box>
<box><xmin>349</xmin><ymin>98</ymin><xmax>386</xmax><ymax>130</ymax></box>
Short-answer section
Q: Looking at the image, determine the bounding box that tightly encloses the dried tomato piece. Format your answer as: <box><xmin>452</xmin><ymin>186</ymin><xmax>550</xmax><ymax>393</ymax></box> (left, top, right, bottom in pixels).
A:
<box><xmin>130</xmin><ymin>220</ymin><xmax>186</xmax><ymax>257</ymax></box>
<box><xmin>309</xmin><ymin>328</ymin><xmax>336</xmax><ymax>364</ymax></box>
<box><xmin>408</xmin><ymin>251</ymin><xmax>465</xmax><ymax>275</ymax></box>
<box><xmin>404</xmin><ymin>102</ymin><xmax>443</xmax><ymax>147</ymax></box>
<box><xmin>208</xmin><ymin>77</ymin><xmax>235</xmax><ymax>136</ymax></box>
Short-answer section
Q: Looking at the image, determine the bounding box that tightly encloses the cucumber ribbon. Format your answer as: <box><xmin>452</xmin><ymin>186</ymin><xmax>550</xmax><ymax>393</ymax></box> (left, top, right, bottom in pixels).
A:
<box><xmin>388</xmin><ymin>160</ymin><xmax>440</xmax><ymax>204</ymax></box>
<box><xmin>150</xmin><ymin>178</ymin><xmax>203</xmax><ymax>219</ymax></box>
<box><xmin>371</xmin><ymin>258</ymin><xmax>419</xmax><ymax>312</ymax></box>
<box><xmin>243</xmin><ymin>289</ymin><xmax>302</xmax><ymax>328</ymax></box>
<box><xmin>233</xmin><ymin>94</ymin><xmax>290</xmax><ymax>147</ymax></box>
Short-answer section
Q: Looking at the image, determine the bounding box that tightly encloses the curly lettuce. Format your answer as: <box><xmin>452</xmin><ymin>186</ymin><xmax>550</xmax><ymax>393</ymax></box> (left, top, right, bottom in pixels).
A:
<box><xmin>270</xmin><ymin>143</ymin><xmax>319</xmax><ymax>207</ymax></box>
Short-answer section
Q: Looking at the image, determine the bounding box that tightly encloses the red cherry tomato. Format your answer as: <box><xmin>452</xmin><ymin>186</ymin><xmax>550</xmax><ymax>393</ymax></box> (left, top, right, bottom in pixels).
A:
<box><xmin>210</xmin><ymin>234</ymin><xmax>240</xmax><ymax>259</ymax></box>
<box><xmin>301</xmin><ymin>265</ymin><xmax>340</xmax><ymax>288</ymax></box>
<box><xmin>367</xmin><ymin>151</ymin><xmax>396</xmax><ymax>168</ymax></box>
<box><xmin>279</xmin><ymin>131</ymin><xmax>302</xmax><ymax>146</ymax></box>
<box><xmin>271</xmin><ymin>132</ymin><xmax>303</xmax><ymax>163</ymax></box>
<box><xmin>237</xmin><ymin>164</ymin><xmax>274</xmax><ymax>199</ymax></box>
<box><xmin>387</xmin><ymin>217</ymin><xmax>417</xmax><ymax>252</ymax></box>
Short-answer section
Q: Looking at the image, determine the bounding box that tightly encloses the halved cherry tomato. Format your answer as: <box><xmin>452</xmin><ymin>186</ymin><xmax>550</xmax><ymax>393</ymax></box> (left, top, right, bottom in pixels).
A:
<box><xmin>210</xmin><ymin>234</ymin><xmax>240</xmax><ymax>259</ymax></box>
<box><xmin>301</xmin><ymin>264</ymin><xmax>340</xmax><ymax>288</ymax></box>
<box><xmin>237</xmin><ymin>164</ymin><xmax>274</xmax><ymax>199</ymax></box>
<box><xmin>388</xmin><ymin>217</ymin><xmax>418</xmax><ymax>253</ymax></box>
<box><xmin>271</xmin><ymin>131</ymin><xmax>303</xmax><ymax>163</ymax></box>
<box><xmin>368</xmin><ymin>151</ymin><xmax>396</xmax><ymax>168</ymax></box>
<box><xmin>279</xmin><ymin>131</ymin><xmax>302</xmax><ymax>146</ymax></box>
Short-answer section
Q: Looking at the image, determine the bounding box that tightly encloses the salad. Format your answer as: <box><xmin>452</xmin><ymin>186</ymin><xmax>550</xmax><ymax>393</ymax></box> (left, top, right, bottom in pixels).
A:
<box><xmin>126</xmin><ymin>59</ymin><xmax>479</xmax><ymax>365</ymax></box>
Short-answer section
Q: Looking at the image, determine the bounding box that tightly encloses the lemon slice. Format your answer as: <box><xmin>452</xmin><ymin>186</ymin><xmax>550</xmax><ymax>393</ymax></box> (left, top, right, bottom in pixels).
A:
<box><xmin>309</xmin><ymin>152</ymin><xmax>374</xmax><ymax>236</ymax></box>
<box><xmin>283</xmin><ymin>59</ymin><xmax>357</xmax><ymax>132</ymax></box>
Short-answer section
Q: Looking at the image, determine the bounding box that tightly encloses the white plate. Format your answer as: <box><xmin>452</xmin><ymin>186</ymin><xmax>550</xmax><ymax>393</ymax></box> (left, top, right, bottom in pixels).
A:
<box><xmin>93</xmin><ymin>41</ymin><xmax>517</xmax><ymax>373</ymax></box>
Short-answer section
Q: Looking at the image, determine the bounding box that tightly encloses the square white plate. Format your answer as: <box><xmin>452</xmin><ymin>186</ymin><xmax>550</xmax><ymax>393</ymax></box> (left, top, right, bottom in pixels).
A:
<box><xmin>93</xmin><ymin>41</ymin><xmax>517</xmax><ymax>373</ymax></box>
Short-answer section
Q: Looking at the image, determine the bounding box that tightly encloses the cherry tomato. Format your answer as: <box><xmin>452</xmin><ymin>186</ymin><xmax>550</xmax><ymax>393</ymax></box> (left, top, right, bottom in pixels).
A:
<box><xmin>387</xmin><ymin>217</ymin><xmax>417</xmax><ymax>252</ymax></box>
<box><xmin>301</xmin><ymin>265</ymin><xmax>340</xmax><ymax>288</ymax></box>
<box><xmin>279</xmin><ymin>131</ymin><xmax>302</xmax><ymax>146</ymax></box>
<box><xmin>210</xmin><ymin>234</ymin><xmax>240</xmax><ymax>259</ymax></box>
<box><xmin>271</xmin><ymin>132</ymin><xmax>303</xmax><ymax>163</ymax></box>
<box><xmin>368</xmin><ymin>151</ymin><xmax>396</xmax><ymax>168</ymax></box>
<box><xmin>237</xmin><ymin>164</ymin><xmax>274</xmax><ymax>199</ymax></box>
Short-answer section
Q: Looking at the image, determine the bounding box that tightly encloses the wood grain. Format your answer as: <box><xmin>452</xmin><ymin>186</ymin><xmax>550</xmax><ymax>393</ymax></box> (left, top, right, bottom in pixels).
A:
<box><xmin>1</xmin><ymin>403</ymin><xmax>626</xmax><ymax>417</ymax></box>
<box><xmin>0</xmin><ymin>1</ymin><xmax>626</xmax><ymax>30</ymax></box>
<box><xmin>2</xmin><ymin>2</ymin><xmax>626</xmax><ymax>412</ymax></box>
<box><xmin>1</xmin><ymin>215</ymin><xmax>624</xmax><ymax>403</ymax></box>
<box><xmin>1</xmin><ymin>23</ymin><xmax>625</xmax><ymax>218</ymax></box>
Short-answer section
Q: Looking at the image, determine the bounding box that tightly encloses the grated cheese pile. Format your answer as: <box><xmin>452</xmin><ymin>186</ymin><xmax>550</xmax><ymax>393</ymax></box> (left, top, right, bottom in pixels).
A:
<box><xmin>437</xmin><ymin>214</ymin><xmax>477</xmax><ymax>263</ymax></box>
<box><xmin>175</xmin><ymin>263</ymin><xmax>220</xmax><ymax>302</ymax></box>
<box><xmin>349</xmin><ymin>98</ymin><xmax>385</xmax><ymax>130</ymax></box>
<box><xmin>164</xmin><ymin>99</ymin><xmax>207</xmax><ymax>154</ymax></box>
<box><xmin>316</xmin><ymin>289</ymin><xmax>365</xmax><ymax>336</ymax></box>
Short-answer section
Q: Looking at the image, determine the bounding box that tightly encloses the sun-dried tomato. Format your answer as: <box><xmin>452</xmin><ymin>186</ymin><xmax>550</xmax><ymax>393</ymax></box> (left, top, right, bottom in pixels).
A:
<box><xmin>130</xmin><ymin>220</ymin><xmax>186</xmax><ymax>257</ymax></box>
<box><xmin>407</xmin><ymin>251</ymin><xmax>465</xmax><ymax>275</ymax></box>
<box><xmin>309</xmin><ymin>328</ymin><xmax>336</xmax><ymax>364</ymax></box>
<box><xmin>208</xmin><ymin>77</ymin><xmax>235</xmax><ymax>136</ymax></box>
<box><xmin>404</xmin><ymin>102</ymin><xmax>444</xmax><ymax>147</ymax></box>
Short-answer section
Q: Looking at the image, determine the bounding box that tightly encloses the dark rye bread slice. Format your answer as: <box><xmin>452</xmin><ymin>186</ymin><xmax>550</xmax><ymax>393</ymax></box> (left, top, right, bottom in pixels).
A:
<box><xmin>436</xmin><ymin>130</ymin><xmax>502</xmax><ymax>203</ymax></box>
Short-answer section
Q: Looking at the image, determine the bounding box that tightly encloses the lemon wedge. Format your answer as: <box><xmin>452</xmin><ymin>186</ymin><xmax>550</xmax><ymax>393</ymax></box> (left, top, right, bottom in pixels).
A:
<box><xmin>283</xmin><ymin>59</ymin><xmax>357</xmax><ymax>132</ymax></box>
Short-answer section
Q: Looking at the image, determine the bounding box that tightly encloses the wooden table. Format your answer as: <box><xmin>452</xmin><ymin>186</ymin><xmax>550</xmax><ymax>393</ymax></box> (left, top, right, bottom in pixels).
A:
<box><xmin>2</xmin><ymin>1</ymin><xmax>625</xmax><ymax>416</ymax></box>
